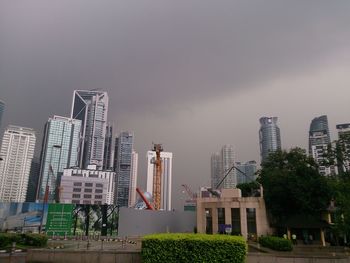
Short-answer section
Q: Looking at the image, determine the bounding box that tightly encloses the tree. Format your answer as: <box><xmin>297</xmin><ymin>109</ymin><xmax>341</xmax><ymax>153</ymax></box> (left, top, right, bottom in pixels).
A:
<box><xmin>236</xmin><ymin>181</ymin><xmax>260</xmax><ymax>197</ymax></box>
<box><xmin>258</xmin><ymin>148</ymin><xmax>332</xmax><ymax>224</ymax></box>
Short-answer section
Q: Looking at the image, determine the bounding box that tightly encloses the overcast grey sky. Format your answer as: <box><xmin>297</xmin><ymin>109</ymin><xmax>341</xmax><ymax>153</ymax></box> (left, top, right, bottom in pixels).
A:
<box><xmin>1</xmin><ymin>1</ymin><xmax>350</xmax><ymax>209</ymax></box>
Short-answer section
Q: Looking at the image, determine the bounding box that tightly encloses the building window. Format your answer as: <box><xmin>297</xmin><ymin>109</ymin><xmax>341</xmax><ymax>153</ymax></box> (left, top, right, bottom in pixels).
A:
<box><xmin>246</xmin><ymin>208</ymin><xmax>257</xmax><ymax>238</ymax></box>
<box><xmin>83</xmin><ymin>200</ymin><xmax>91</xmax><ymax>204</ymax></box>
<box><xmin>84</xmin><ymin>188</ymin><xmax>92</xmax><ymax>193</ymax></box>
<box><xmin>84</xmin><ymin>194</ymin><xmax>92</xmax><ymax>199</ymax></box>
<box><xmin>95</xmin><ymin>189</ymin><xmax>103</xmax><ymax>193</ymax></box>
<box><xmin>72</xmin><ymin>200</ymin><xmax>80</xmax><ymax>204</ymax></box>
<box><xmin>95</xmin><ymin>195</ymin><xmax>103</xmax><ymax>199</ymax></box>
<box><xmin>73</xmin><ymin>188</ymin><xmax>81</xmax><ymax>192</ymax></box>
<box><xmin>72</xmin><ymin>194</ymin><xmax>80</xmax><ymax>199</ymax></box>
<box><xmin>85</xmin><ymin>183</ymin><xmax>93</xmax><ymax>187</ymax></box>
<box><xmin>73</xmin><ymin>182</ymin><xmax>82</xmax><ymax>186</ymax></box>
<box><xmin>205</xmin><ymin>208</ymin><xmax>213</xmax><ymax>234</ymax></box>
<box><xmin>217</xmin><ymin>208</ymin><xmax>226</xmax><ymax>234</ymax></box>
<box><xmin>94</xmin><ymin>201</ymin><xmax>102</xmax><ymax>205</ymax></box>
<box><xmin>96</xmin><ymin>183</ymin><xmax>103</xmax><ymax>188</ymax></box>
<box><xmin>231</xmin><ymin>208</ymin><xmax>241</xmax><ymax>235</ymax></box>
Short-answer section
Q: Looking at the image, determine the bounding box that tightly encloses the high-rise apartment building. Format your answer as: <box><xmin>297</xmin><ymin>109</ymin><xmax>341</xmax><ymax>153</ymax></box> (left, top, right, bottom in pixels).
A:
<box><xmin>0</xmin><ymin>100</ymin><xmax>4</xmax><ymax>130</ymax></box>
<box><xmin>259</xmin><ymin>117</ymin><xmax>281</xmax><ymax>163</ymax></box>
<box><xmin>71</xmin><ymin>90</ymin><xmax>108</xmax><ymax>169</ymax></box>
<box><xmin>221</xmin><ymin>145</ymin><xmax>236</xmax><ymax>188</ymax></box>
<box><xmin>114</xmin><ymin>132</ymin><xmax>137</xmax><ymax>207</ymax></box>
<box><xmin>235</xmin><ymin>160</ymin><xmax>257</xmax><ymax>185</ymax></box>
<box><xmin>129</xmin><ymin>151</ymin><xmax>138</xmax><ymax>207</ymax></box>
<box><xmin>37</xmin><ymin>116</ymin><xmax>81</xmax><ymax>201</ymax></box>
<box><xmin>309</xmin><ymin>115</ymin><xmax>336</xmax><ymax>176</ymax></box>
<box><xmin>210</xmin><ymin>152</ymin><xmax>222</xmax><ymax>189</ymax></box>
<box><xmin>146</xmin><ymin>150</ymin><xmax>173</xmax><ymax>211</ymax></box>
<box><xmin>336</xmin><ymin>123</ymin><xmax>350</xmax><ymax>173</ymax></box>
<box><xmin>0</xmin><ymin>126</ymin><xmax>36</xmax><ymax>202</ymax></box>
<box><xmin>103</xmin><ymin>124</ymin><xmax>113</xmax><ymax>170</ymax></box>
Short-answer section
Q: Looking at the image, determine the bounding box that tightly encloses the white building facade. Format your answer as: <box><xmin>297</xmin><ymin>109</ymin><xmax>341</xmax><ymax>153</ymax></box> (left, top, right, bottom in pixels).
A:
<box><xmin>0</xmin><ymin>126</ymin><xmax>36</xmax><ymax>202</ymax></box>
<box><xmin>146</xmin><ymin>151</ymin><xmax>173</xmax><ymax>211</ymax></box>
<box><xmin>60</xmin><ymin>166</ymin><xmax>116</xmax><ymax>205</ymax></box>
<box><xmin>128</xmin><ymin>151</ymin><xmax>138</xmax><ymax>207</ymax></box>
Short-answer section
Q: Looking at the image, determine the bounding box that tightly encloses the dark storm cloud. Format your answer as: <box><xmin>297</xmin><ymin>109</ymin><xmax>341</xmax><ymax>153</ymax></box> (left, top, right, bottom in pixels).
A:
<box><xmin>1</xmin><ymin>0</ymin><xmax>350</xmax><ymax>123</ymax></box>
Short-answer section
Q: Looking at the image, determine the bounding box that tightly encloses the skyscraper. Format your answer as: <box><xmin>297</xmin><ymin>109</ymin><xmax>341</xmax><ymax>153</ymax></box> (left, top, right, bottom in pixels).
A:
<box><xmin>71</xmin><ymin>90</ymin><xmax>108</xmax><ymax>169</ymax></box>
<box><xmin>37</xmin><ymin>116</ymin><xmax>81</xmax><ymax>201</ymax></box>
<box><xmin>235</xmin><ymin>160</ymin><xmax>257</xmax><ymax>185</ymax></box>
<box><xmin>146</xmin><ymin>150</ymin><xmax>173</xmax><ymax>211</ymax></box>
<box><xmin>114</xmin><ymin>132</ymin><xmax>135</xmax><ymax>207</ymax></box>
<box><xmin>0</xmin><ymin>126</ymin><xmax>36</xmax><ymax>202</ymax></box>
<box><xmin>210</xmin><ymin>152</ymin><xmax>222</xmax><ymax>189</ymax></box>
<box><xmin>309</xmin><ymin>115</ymin><xmax>335</xmax><ymax>176</ymax></box>
<box><xmin>0</xmin><ymin>100</ymin><xmax>4</xmax><ymax>130</ymax></box>
<box><xmin>221</xmin><ymin>145</ymin><xmax>236</xmax><ymax>188</ymax></box>
<box><xmin>129</xmin><ymin>151</ymin><xmax>138</xmax><ymax>207</ymax></box>
<box><xmin>259</xmin><ymin>117</ymin><xmax>281</xmax><ymax>163</ymax></box>
<box><xmin>103</xmin><ymin>124</ymin><xmax>113</xmax><ymax>170</ymax></box>
<box><xmin>336</xmin><ymin>123</ymin><xmax>350</xmax><ymax>173</ymax></box>
<box><xmin>26</xmin><ymin>158</ymin><xmax>41</xmax><ymax>202</ymax></box>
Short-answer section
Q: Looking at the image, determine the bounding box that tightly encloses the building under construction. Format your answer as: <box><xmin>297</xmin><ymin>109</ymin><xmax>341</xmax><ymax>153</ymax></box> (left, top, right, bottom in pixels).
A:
<box><xmin>146</xmin><ymin>144</ymin><xmax>173</xmax><ymax>211</ymax></box>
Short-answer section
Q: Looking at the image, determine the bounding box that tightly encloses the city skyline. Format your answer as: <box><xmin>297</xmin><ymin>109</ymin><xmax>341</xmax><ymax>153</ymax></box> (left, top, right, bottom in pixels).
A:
<box><xmin>1</xmin><ymin>1</ymin><xmax>350</xmax><ymax>209</ymax></box>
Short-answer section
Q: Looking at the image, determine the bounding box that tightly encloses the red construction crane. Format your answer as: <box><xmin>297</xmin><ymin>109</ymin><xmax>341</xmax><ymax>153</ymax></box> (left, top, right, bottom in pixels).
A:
<box><xmin>136</xmin><ymin>187</ymin><xmax>154</xmax><ymax>210</ymax></box>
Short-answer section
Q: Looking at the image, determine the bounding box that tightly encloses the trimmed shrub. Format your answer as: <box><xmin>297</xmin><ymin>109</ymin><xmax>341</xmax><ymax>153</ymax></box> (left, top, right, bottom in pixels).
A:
<box><xmin>0</xmin><ymin>233</ymin><xmax>48</xmax><ymax>248</ymax></box>
<box><xmin>142</xmin><ymin>233</ymin><xmax>247</xmax><ymax>263</ymax></box>
<box><xmin>258</xmin><ymin>236</ymin><xmax>293</xmax><ymax>251</ymax></box>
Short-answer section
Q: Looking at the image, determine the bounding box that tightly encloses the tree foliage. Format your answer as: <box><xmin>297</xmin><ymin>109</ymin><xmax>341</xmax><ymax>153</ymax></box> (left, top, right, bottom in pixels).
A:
<box><xmin>236</xmin><ymin>181</ymin><xmax>260</xmax><ymax>197</ymax></box>
<box><xmin>258</xmin><ymin>148</ymin><xmax>332</xmax><ymax>224</ymax></box>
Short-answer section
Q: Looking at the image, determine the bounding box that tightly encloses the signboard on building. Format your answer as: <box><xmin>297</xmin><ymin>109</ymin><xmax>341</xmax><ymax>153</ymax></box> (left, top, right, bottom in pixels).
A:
<box><xmin>46</xmin><ymin>204</ymin><xmax>73</xmax><ymax>236</ymax></box>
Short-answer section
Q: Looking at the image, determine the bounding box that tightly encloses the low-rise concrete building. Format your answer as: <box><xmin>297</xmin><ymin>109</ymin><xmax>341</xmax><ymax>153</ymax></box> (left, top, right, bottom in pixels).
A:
<box><xmin>60</xmin><ymin>165</ymin><xmax>116</xmax><ymax>205</ymax></box>
<box><xmin>196</xmin><ymin>188</ymin><xmax>271</xmax><ymax>239</ymax></box>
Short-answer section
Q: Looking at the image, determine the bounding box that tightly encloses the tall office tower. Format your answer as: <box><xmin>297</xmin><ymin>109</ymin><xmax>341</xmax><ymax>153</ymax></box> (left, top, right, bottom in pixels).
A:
<box><xmin>129</xmin><ymin>151</ymin><xmax>138</xmax><ymax>207</ymax></box>
<box><xmin>146</xmin><ymin>150</ymin><xmax>173</xmax><ymax>211</ymax></box>
<box><xmin>26</xmin><ymin>158</ymin><xmax>41</xmax><ymax>202</ymax></box>
<box><xmin>235</xmin><ymin>160</ymin><xmax>257</xmax><ymax>185</ymax></box>
<box><xmin>220</xmin><ymin>145</ymin><xmax>236</xmax><ymax>188</ymax></box>
<box><xmin>71</xmin><ymin>90</ymin><xmax>109</xmax><ymax>169</ymax></box>
<box><xmin>259</xmin><ymin>117</ymin><xmax>281</xmax><ymax>164</ymax></box>
<box><xmin>0</xmin><ymin>126</ymin><xmax>36</xmax><ymax>202</ymax></box>
<box><xmin>103</xmin><ymin>124</ymin><xmax>113</xmax><ymax>170</ymax></box>
<box><xmin>210</xmin><ymin>152</ymin><xmax>222</xmax><ymax>189</ymax></box>
<box><xmin>114</xmin><ymin>132</ymin><xmax>135</xmax><ymax>207</ymax></box>
<box><xmin>309</xmin><ymin>115</ymin><xmax>335</xmax><ymax>176</ymax></box>
<box><xmin>37</xmin><ymin>116</ymin><xmax>81</xmax><ymax>202</ymax></box>
<box><xmin>336</xmin><ymin>123</ymin><xmax>350</xmax><ymax>173</ymax></box>
<box><xmin>0</xmin><ymin>100</ymin><xmax>4</xmax><ymax>130</ymax></box>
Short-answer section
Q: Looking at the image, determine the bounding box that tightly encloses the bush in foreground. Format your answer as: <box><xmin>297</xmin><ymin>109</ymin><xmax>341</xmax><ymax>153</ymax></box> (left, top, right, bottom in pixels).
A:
<box><xmin>258</xmin><ymin>236</ymin><xmax>292</xmax><ymax>251</ymax></box>
<box><xmin>142</xmin><ymin>233</ymin><xmax>247</xmax><ymax>263</ymax></box>
<box><xmin>0</xmin><ymin>233</ymin><xmax>48</xmax><ymax>249</ymax></box>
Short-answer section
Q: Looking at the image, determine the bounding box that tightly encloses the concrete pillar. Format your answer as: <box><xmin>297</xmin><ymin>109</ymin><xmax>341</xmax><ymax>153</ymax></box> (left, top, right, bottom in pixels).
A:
<box><xmin>196</xmin><ymin>201</ymin><xmax>205</xmax><ymax>233</ymax></box>
<box><xmin>320</xmin><ymin>229</ymin><xmax>326</xmax><ymax>247</ymax></box>
<box><xmin>212</xmin><ymin>207</ymin><xmax>218</xmax><ymax>234</ymax></box>
<box><xmin>240</xmin><ymin>207</ymin><xmax>248</xmax><ymax>239</ymax></box>
<box><xmin>287</xmin><ymin>228</ymin><xmax>291</xmax><ymax>240</ymax></box>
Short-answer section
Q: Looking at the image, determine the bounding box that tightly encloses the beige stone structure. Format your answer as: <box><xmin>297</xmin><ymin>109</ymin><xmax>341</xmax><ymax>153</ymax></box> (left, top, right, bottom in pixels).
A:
<box><xmin>196</xmin><ymin>188</ymin><xmax>271</xmax><ymax>239</ymax></box>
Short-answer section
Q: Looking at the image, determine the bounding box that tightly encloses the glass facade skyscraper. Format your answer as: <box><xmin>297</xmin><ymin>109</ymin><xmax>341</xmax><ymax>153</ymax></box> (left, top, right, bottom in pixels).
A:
<box><xmin>210</xmin><ymin>152</ymin><xmax>222</xmax><ymax>189</ymax></box>
<box><xmin>259</xmin><ymin>117</ymin><xmax>281</xmax><ymax>164</ymax></box>
<box><xmin>103</xmin><ymin>124</ymin><xmax>113</xmax><ymax>170</ymax></box>
<box><xmin>0</xmin><ymin>126</ymin><xmax>36</xmax><ymax>202</ymax></box>
<box><xmin>114</xmin><ymin>132</ymin><xmax>136</xmax><ymax>207</ymax></box>
<box><xmin>236</xmin><ymin>160</ymin><xmax>257</xmax><ymax>185</ymax></box>
<box><xmin>71</xmin><ymin>90</ymin><xmax>108</xmax><ymax>169</ymax></box>
<box><xmin>37</xmin><ymin>116</ymin><xmax>81</xmax><ymax>201</ymax></box>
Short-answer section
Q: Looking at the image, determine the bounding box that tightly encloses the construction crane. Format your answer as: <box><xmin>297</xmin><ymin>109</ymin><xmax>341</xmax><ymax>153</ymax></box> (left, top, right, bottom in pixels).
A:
<box><xmin>136</xmin><ymin>187</ymin><xmax>154</xmax><ymax>210</ymax></box>
<box><xmin>181</xmin><ymin>184</ymin><xmax>197</xmax><ymax>201</ymax></box>
<box><xmin>207</xmin><ymin>164</ymin><xmax>257</xmax><ymax>197</ymax></box>
<box><xmin>152</xmin><ymin>143</ymin><xmax>163</xmax><ymax>210</ymax></box>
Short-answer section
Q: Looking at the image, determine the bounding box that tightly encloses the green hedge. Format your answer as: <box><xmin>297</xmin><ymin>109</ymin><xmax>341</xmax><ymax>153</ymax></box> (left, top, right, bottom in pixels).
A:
<box><xmin>142</xmin><ymin>233</ymin><xmax>247</xmax><ymax>263</ymax></box>
<box><xmin>0</xmin><ymin>233</ymin><xmax>48</xmax><ymax>248</ymax></box>
<box><xmin>258</xmin><ymin>236</ymin><xmax>292</xmax><ymax>251</ymax></box>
